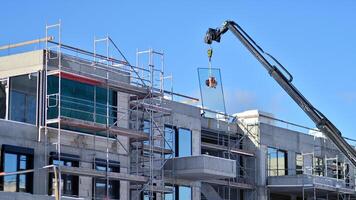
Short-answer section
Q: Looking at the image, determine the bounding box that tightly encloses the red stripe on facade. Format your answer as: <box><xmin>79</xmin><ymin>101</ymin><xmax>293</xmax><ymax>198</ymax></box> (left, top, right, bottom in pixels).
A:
<box><xmin>56</xmin><ymin>72</ymin><xmax>103</xmax><ymax>86</ymax></box>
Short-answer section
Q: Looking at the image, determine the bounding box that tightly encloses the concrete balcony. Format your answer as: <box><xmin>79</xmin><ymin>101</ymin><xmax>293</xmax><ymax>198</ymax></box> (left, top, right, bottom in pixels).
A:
<box><xmin>164</xmin><ymin>155</ymin><xmax>236</xmax><ymax>180</ymax></box>
<box><xmin>268</xmin><ymin>175</ymin><xmax>355</xmax><ymax>194</ymax></box>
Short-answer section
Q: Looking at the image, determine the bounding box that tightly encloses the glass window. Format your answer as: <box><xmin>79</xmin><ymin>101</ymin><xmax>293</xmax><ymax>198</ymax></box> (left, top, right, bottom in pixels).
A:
<box><xmin>337</xmin><ymin>162</ymin><xmax>344</xmax><ymax>179</ymax></box>
<box><xmin>296</xmin><ymin>153</ymin><xmax>303</xmax><ymax>175</ymax></box>
<box><xmin>143</xmin><ymin>120</ymin><xmax>151</xmax><ymax>145</ymax></box>
<box><xmin>267</xmin><ymin>147</ymin><xmax>287</xmax><ymax>176</ymax></box>
<box><xmin>177</xmin><ymin>186</ymin><xmax>191</xmax><ymax>200</ymax></box>
<box><xmin>267</xmin><ymin>147</ymin><xmax>277</xmax><ymax>176</ymax></box>
<box><xmin>278</xmin><ymin>151</ymin><xmax>286</xmax><ymax>176</ymax></box>
<box><xmin>0</xmin><ymin>79</ymin><xmax>6</xmax><ymax>119</ymax></box>
<box><xmin>313</xmin><ymin>157</ymin><xmax>324</xmax><ymax>176</ymax></box>
<box><xmin>93</xmin><ymin>159</ymin><xmax>120</xmax><ymax>200</ymax></box>
<box><xmin>164</xmin><ymin>126</ymin><xmax>176</xmax><ymax>158</ymax></box>
<box><xmin>9</xmin><ymin>74</ymin><xmax>37</xmax><ymax>124</ymax></box>
<box><xmin>142</xmin><ymin>192</ymin><xmax>156</xmax><ymax>200</ymax></box>
<box><xmin>164</xmin><ymin>185</ymin><xmax>175</xmax><ymax>200</ymax></box>
<box><xmin>47</xmin><ymin>76</ymin><xmax>117</xmax><ymax>134</ymax></box>
<box><xmin>177</xmin><ymin>129</ymin><xmax>192</xmax><ymax>157</ymax></box>
<box><xmin>49</xmin><ymin>157</ymin><xmax>79</xmax><ymax>197</ymax></box>
<box><xmin>4</xmin><ymin>153</ymin><xmax>17</xmax><ymax>192</ymax></box>
<box><xmin>1</xmin><ymin>146</ymin><xmax>33</xmax><ymax>193</ymax></box>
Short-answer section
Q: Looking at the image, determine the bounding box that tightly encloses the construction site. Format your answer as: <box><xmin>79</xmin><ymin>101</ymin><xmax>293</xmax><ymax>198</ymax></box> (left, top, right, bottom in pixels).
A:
<box><xmin>0</xmin><ymin>20</ymin><xmax>355</xmax><ymax>200</ymax></box>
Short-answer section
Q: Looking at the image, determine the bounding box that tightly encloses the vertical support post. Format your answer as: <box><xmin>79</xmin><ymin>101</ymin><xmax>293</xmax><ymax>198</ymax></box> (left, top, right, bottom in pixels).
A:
<box><xmin>57</xmin><ymin>20</ymin><xmax>62</xmax><ymax>200</ymax></box>
<box><xmin>45</xmin><ymin>21</ymin><xmax>62</xmax><ymax>200</ymax></box>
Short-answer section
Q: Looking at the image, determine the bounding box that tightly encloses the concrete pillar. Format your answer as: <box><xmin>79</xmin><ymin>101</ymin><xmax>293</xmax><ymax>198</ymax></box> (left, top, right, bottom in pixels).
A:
<box><xmin>118</xmin><ymin>135</ymin><xmax>130</xmax><ymax>200</ymax></box>
<box><xmin>117</xmin><ymin>92</ymin><xmax>130</xmax><ymax>200</ymax></box>
<box><xmin>257</xmin><ymin>145</ymin><xmax>268</xmax><ymax>200</ymax></box>
<box><xmin>192</xmin><ymin>182</ymin><xmax>201</xmax><ymax>200</ymax></box>
<box><xmin>33</xmin><ymin>144</ymin><xmax>48</xmax><ymax>195</ymax></box>
<box><xmin>288</xmin><ymin>151</ymin><xmax>296</xmax><ymax>175</ymax></box>
<box><xmin>79</xmin><ymin>161</ymin><xmax>92</xmax><ymax>198</ymax></box>
<box><xmin>192</xmin><ymin>129</ymin><xmax>201</xmax><ymax>156</ymax></box>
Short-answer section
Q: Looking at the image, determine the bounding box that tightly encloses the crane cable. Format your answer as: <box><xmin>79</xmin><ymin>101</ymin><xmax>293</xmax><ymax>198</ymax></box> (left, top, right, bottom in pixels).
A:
<box><xmin>207</xmin><ymin>46</ymin><xmax>213</xmax><ymax>77</ymax></box>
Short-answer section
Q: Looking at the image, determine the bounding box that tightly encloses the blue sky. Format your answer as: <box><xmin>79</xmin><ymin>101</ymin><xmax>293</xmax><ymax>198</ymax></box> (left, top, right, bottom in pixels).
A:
<box><xmin>1</xmin><ymin>1</ymin><xmax>355</xmax><ymax>140</ymax></box>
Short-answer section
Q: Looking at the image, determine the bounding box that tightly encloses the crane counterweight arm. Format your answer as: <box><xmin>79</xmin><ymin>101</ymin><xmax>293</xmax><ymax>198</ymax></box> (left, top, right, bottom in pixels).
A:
<box><xmin>205</xmin><ymin>20</ymin><xmax>356</xmax><ymax>167</ymax></box>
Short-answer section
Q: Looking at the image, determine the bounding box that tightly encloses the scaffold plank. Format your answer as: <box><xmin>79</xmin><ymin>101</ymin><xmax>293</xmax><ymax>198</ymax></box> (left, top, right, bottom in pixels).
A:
<box><xmin>201</xmin><ymin>142</ymin><xmax>255</xmax><ymax>157</ymax></box>
<box><xmin>53</xmin><ymin>166</ymin><xmax>148</xmax><ymax>183</ymax></box>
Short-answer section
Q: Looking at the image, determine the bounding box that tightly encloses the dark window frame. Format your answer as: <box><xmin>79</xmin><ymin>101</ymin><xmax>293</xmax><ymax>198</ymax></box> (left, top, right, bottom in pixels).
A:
<box><xmin>8</xmin><ymin>73</ymin><xmax>39</xmax><ymax>125</ymax></box>
<box><xmin>92</xmin><ymin>158</ymin><xmax>120</xmax><ymax>200</ymax></box>
<box><xmin>0</xmin><ymin>145</ymin><xmax>34</xmax><ymax>193</ymax></box>
<box><xmin>313</xmin><ymin>157</ymin><xmax>325</xmax><ymax>176</ymax></box>
<box><xmin>0</xmin><ymin>79</ymin><xmax>7</xmax><ymax>119</ymax></box>
<box><xmin>164</xmin><ymin>125</ymin><xmax>176</xmax><ymax>158</ymax></box>
<box><xmin>296</xmin><ymin>153</ymin><xmax>303</xmax><ymax>175</ymax></box>
<box><xmin>267</xmin><ymin>147</ymin><xmax>288</xmax><ymax>176</ymax></box>
<box><xmin>48</xmin><ymin>152</ymin><xmax>79</xmax><ymax>197</ymax></box>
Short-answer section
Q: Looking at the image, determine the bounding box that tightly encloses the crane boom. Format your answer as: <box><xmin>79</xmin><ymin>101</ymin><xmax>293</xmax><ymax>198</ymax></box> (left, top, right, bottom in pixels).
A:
<box><xmin>205</xmin><ymin>20</ymin><xmax>356</xmax><ymax>167</ymax></box>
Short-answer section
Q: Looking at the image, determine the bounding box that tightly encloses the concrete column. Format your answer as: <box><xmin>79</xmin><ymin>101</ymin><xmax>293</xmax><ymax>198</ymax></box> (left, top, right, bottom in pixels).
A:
<box><xmin>192</xmin><ymin>182</ymin><xmax>201</xmax><ymax>200</ymax></box>
<box><xmin>192</xmin><ymin>129</ymin><xmax>201</xmax><ymax>156</ymax></box>
<box><xmin>79</xmin><ymin>161</ymin><xmax>92</xmax><ymax>198</ymax></box>
<box><xmin>33</xmin><ymin>144</ymin><xmax>48</xmax><ymax>195</ymax></box>
<box><xmin>118</xmin><ymin>135</ymin><xmax>130</xmax><ymax>200</ymax></box>
<box><xmin>257</xmin><ymin>145</ymin><xmax>268</xmax><ymax>200</ymax></box>
<box><xmin>288</xmin><ymin>151</ymin><xmax>296</xmax><ymax>175</ymax></box>
<box><xmin>117</xmin><ymin>92</ymin><xmax>130</xmax><ymax>200</ymax></box>
<box><xmin>117</xmin><ymin>92</ymin><xmax>129</xmax><ymax>129</ymax></box>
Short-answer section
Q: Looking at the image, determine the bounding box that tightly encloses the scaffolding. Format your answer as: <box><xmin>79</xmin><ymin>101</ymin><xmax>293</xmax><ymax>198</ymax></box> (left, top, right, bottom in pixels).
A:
<box><xmin>261</xmin><ymin>115</ymin><xmax>356</xmax><ymax>200</ymax></box>
<box><xmin>41</xmin><ymin>21</ymin><xmax>174</xmax><ymax>200</ymax></box>
<box><xmin>200</xmin><ymin>109</ymin><xmax>257</xmax><ymax>199</ymax></box>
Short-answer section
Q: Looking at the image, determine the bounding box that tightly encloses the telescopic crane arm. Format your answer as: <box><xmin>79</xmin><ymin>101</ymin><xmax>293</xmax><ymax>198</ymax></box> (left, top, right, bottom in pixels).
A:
<box><xmin>205</xmin><ymin>20</ymin><xmax>356</xmax><ymax>167</ymax></box>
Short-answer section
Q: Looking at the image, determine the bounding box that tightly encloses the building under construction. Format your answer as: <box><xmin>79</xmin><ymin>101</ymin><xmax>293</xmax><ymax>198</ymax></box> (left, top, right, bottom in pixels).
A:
<box><xmin>0</xmin><ymin>22</ymin><xmax>355</xmax><ymax>200</ymax></box>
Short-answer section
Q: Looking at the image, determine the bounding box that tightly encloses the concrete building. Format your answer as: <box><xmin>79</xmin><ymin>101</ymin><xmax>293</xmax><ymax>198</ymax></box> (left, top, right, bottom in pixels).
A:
<box><xmin>0</xmin><ymin>26</ymin><xmax>355</xmax><ymax>200</ymax></box>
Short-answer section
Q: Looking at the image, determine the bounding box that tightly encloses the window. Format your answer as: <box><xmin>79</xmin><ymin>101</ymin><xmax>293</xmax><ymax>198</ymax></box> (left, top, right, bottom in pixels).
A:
<box><xmin>176</xmin><ymin>186</ymin><xmax>191</xmax><ymax>200</ymax></box>
<box><xmin>47</xmin><ymin>76</ymin><xmax>117</xmax><ymax>134</ymax></box>
<box><xmin>337</xmin><ymin>162</ymin><xmax>344</xmax><ymax>179</ymax></box>
<box><xmin>93</xmin><ymin>159</ymin><xmax>120</xmax><ymax>200</ymax></box>
<box><xmin>177</xmin><ymin>128</ymin><xmax>192</xmax><ymax>157</ymax></box>
<box><xmin>164</xmin><ymin>126</ymin><xmax>176</xmax><ymax>158</ymax></box>
<box><xmin>142</xmin><ymin>120</ymin><xmax>151</xmax><ymax>145</ymax></box>
<box><xmin>296</xmin><ymin>153</ymin><xmax>303</xmax><ymax>175</ymax></box>
<box><xmin>267</xmin><ymin>147</ymin><xmax>287</xmax><ymax>176</ymax></box>
<box><xmin>313</xmin><ymin>157</ymin><xmax>324</xmax><ymax>176</ymax></box>
<box><xmin>9</xmin><ymin>74</ymin><xmax>37</xmax><ymax>124</ymax></box>
<box><xmin>0</xmin><ymin>79</ymin><xmax>6</xmax><ymax>119</ymax></box>
<box><xmin>142</xmin><ymin>192</ymin><xmax>156</xmax><ymax>200</ymax></box>
<box><xmin>49</xmin><ymin>153</ymin><xmax>79</xmax><ymax>197</ymax></box>
<box><xmin>345</xmin><ymin>164</ymin><xmax>350</xmax><ymax>186</ymax></box>
<box><xmin>1</xmin><ymin>145</ymin><xmax>34</xmax><ymax>193</ymax></box>
<box><xmin>164</xmin><ymin>185</ymin><xmax>175</xmax><ymax>200</ymax></box>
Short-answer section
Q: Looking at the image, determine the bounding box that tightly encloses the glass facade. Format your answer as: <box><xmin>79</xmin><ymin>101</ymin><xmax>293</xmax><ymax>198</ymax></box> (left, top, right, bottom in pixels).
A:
<box><xmin>49</xmin><ymin>156</ymin><xmax>79</xmax><ymax>197</ymax></box>
<box><xmin>1</xmin><ymin>145</ymin><xmax>33</xmax><ymax>193</ymax></box>
<box><xmin>47</xmin><ymin>75</ymin><xmax>117</xmax><ymax>134</ymax></box>
<box><xmin>177</xmin><ymin>128</ymin><xmax>192</xmax><ymax>157</ymax></box>
<box><xmin>9</xmin><ymin>74</ymin><xmax>37</xmax><ymax>124</ymax></box>
<box><xmin>267</xmin><ymin>147</ymin><xmax>287</xmax><ymax>176</ymax></box>
<box><xmin>93</xmin><ymin>159</ymin><xmax>120</xmax><ymax>200</ymax></box>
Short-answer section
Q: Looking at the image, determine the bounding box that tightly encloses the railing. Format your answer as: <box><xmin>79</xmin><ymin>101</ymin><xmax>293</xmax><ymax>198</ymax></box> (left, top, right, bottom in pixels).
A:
<box><xmin>267</xmin><ymin>168</ymin><xmax>354</xmax><ymax>189</ymax></box>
